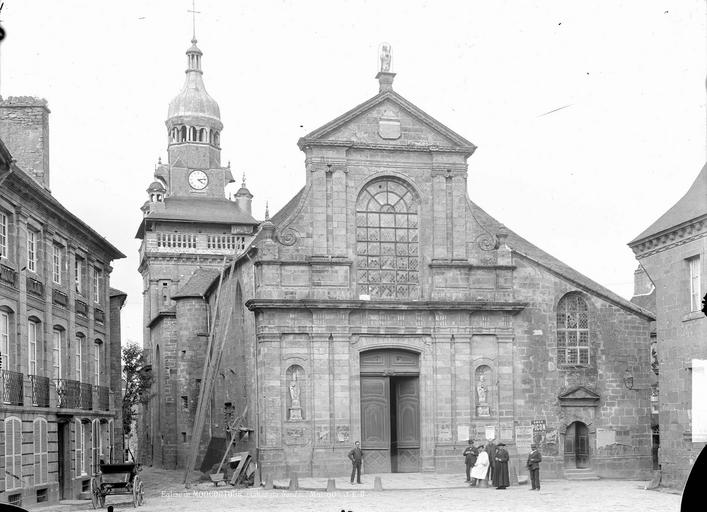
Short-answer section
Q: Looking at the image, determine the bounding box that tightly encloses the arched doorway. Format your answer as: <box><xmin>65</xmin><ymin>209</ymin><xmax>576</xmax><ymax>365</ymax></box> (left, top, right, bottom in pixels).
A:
<box><xmin>564</xmin><ymin>421</ymin><xmax>590</xmax><ymax>468</ymax></box>
<box><xmin>360</xmin><ymin>349</ymin><xmax>420</xmax><ymax>473</ymax></box>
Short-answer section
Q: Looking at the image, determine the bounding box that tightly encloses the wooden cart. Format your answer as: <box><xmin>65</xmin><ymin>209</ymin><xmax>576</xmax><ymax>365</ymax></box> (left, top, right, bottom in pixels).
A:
<box><xmin>90</xmin><ymin>462</ymin><xmax>144</xmax><ymax>509</ymax></box>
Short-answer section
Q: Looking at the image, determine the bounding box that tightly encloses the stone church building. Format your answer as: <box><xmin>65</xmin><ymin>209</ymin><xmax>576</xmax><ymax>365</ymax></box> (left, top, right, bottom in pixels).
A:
<box><xmin>139</xmin><ymin>40</ymin><xmax>656</xmax><ymax>480</ymax></box>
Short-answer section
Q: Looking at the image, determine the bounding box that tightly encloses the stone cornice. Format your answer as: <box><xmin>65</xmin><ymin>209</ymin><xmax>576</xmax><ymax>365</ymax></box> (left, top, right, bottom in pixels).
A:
<box><xmin>428</xmin><ymin>261</ymin><xmax>515</xmax><ymax>271</ymax></box>
<box><xmin>630</xmin><ymin>215</ymin><xmax>707</xmax><ymax>259</ymax></box>
<box><xmin>255</xmin><ymin>257</ymin><xmax>352</xmax><ymax>267</ymax></box>
<box><xmin>298</xmin><ymin>138</ymin><xmax>474</xmax><ymax>155</ymax></box>
<box><xmin>246</xmin><ymin>298</ymin><xmax>527</xmax><ymax>313</ymax></box>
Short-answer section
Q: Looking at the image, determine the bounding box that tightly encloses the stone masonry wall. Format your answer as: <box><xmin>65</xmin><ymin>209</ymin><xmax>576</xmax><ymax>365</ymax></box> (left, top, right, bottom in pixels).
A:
<box><xmin>639</xmin><ymin>235</ymin><xmax>707</xmax><ymax>487</ymax></box>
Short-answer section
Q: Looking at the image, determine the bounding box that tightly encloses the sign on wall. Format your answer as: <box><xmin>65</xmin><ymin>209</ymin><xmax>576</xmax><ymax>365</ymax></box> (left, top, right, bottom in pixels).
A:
<box><xmin>485</xmin><ymin>425</ymin><xmax>496</xmax><ymax>440</ymax></box>
<box><xmin>531</xmin><ymin>419</ymin><xmax>546</xmax><ymax>445</ymax></box>
<box><xmin>516</xmin><ymin>425</ymin><xmax>534</xmax><ymax>453</ymax></box>
<box><xmin>457</xmin><ymin>425</ymin><xmax>469</xmax><ymax>442</ymax></box>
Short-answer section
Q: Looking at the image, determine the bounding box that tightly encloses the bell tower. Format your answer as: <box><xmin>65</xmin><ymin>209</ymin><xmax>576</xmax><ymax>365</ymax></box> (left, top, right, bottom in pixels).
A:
<box><xmin>165</xmin><ymin>39</ymin><xmax>223</xmax><ymax>171</ymax></box>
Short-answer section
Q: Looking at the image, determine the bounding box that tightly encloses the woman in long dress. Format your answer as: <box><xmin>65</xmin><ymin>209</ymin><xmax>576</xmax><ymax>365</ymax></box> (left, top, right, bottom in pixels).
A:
<box><xmin>469</xmin><ymin>446</ymin><xmax>489</xmax><ymax>487</ymax></box>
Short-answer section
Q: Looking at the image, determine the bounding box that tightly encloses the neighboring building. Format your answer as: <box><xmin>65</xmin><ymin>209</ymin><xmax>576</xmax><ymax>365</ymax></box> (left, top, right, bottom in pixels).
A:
<box><xmin>0</xmin><ymin>97</ymin><xmax>126</xmax><ymax>508</ymax></box>
<box><xmin>630</xmin><ymin>265</ymin><xmax>659</xmax><ymax>470</ymax></box>
<box><xmin>135</xmin><ymin>38</ymin><xmax>259</xmax><ymax>467</ymax></box>
<box><xmin>629</xmin><ymin>164</ymin><xmax>707</xmax><ymax>488</ymax></box>
<box><xmin>142</xmin><ymin>42</ymin><xmax>658</xmax><ymax>481</ymax></box>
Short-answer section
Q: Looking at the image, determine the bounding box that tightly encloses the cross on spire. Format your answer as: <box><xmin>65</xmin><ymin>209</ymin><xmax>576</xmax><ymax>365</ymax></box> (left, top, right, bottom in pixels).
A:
<box><xmin>188</xmin><ymin>0</ymin><xmax>201</xmax><ymax>41</ymax></box>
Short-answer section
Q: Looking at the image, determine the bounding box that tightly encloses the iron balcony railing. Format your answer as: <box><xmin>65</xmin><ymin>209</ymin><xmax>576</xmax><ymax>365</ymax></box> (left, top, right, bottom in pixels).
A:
<box><xmin>1</xmin><ymin>369</ymin><xmax>24</xmax><ymax>405</ymax></box>
<box><xmin>96</xmin><ymin>385</ymin><xmax>110</xmax><ymax>411</ymax></box>
<box><xmin>55</xmin><ymin>378</ymin><xmax>81</xmax><ymax>409</ymax></box>
<box><xmin>29</xmin><ymin>374</ymin><xmax>50</xmax><ymax>407</ymax></box>
<box><xmin>80</xmin><ymin>382</ymin><xmax>92</xmax><ymax>410</ymax></box>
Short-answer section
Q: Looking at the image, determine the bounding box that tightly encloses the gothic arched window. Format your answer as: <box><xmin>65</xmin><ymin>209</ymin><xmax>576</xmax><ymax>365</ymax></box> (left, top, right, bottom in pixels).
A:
<box><xmin>556</xmin><ymin>293</ymin><xmax>590</xmax><ymax>366</ymax></box>
<box><xmin>356</xmin><ymin>178</ymin><xmax>419</xmax><ymax>299</ymax></box>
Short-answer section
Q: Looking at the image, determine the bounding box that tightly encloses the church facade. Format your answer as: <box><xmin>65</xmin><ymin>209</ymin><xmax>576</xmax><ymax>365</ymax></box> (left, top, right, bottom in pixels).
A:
<box><xmin>140</xmin><ymin>42</ymin><xmax>656</xmax><ymax>480</ymax></box>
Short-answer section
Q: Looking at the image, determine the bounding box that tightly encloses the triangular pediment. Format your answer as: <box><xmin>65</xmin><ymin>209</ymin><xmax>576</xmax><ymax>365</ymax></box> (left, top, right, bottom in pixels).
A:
<box><xmin>298</xmin><ymin>90</ymin><xmax>476</xmax><ymax>155</ymax></box>
<box><xmin>558</xmin><ymin>386</ymin><xmax>601</xmax><ymax>406</ymax></box>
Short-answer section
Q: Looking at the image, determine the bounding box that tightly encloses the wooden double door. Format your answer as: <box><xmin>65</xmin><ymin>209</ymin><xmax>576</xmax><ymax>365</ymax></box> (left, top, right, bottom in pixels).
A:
<box><xmin>564</xmin><ymin>421</ymin><xmax>590</xmax><ymax>468</ymax></box>
<box><xmin>360</xmin><ymin>349</ymin><xmax>420</xmax><ymax>473</ymax></box>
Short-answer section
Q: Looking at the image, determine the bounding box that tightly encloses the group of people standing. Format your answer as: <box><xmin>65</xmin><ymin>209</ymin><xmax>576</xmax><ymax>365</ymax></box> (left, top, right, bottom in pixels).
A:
<box><xmin>463</xmin><ymin>439</ymin><xmax>542</xmax><ymax>490</ymax></box>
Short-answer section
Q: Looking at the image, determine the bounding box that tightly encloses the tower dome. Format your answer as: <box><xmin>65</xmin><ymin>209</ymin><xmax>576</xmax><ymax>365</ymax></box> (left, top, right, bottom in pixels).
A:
<box><xmin>165</xmin><ymin>38</ymin><xmax>223</xmax><ymax>169</ymax></box>
<box><xmin>167</xmin><ymin>39</ymin><xmax>222</xmax><ymax>125</ymax></box>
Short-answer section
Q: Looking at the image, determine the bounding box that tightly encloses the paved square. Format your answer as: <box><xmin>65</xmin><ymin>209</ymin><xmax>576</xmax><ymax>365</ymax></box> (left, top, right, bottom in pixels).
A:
<box><xmin>38</xmin><ymin>468</ymin><xmax>682</xmax><ymax>512</ymax></box>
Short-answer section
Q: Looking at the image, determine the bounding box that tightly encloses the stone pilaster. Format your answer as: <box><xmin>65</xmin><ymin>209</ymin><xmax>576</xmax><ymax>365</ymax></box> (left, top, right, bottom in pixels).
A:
<box><xmin>431</xmin><ymin>174</ymin><xmax>448</xmax><ymax>260</ymax></box>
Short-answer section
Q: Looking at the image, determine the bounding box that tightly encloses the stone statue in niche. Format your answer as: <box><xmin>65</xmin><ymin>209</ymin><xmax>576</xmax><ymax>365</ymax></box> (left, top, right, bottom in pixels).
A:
<box><xmin>477</xmin><ymin>374</ymin><xmax>488</xmax><ymax>404</ymax></box>
<box><xmin>289</xmin><ymin>372</ymin><xmax>301</xmax><ymax>407</ymax></box>
<box><xmin>476</xmin><ymin>367</ymin><xmax>491</xmax><ymax>417</ymax></box>
<box><xmin>288</xmin><ymin>366</ymin><xmax>303</xmax><ymax>421</ymax></box>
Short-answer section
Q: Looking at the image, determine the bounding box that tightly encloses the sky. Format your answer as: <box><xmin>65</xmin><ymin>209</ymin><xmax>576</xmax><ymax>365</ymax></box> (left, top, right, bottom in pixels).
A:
<box><xmin>1</xmin><ymin>0</ymin><xmax>705</xmax><ymax>346</ymax></box>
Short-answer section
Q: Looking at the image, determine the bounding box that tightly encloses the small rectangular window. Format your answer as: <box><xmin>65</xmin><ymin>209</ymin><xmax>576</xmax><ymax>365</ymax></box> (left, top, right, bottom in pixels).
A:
<box><xmin>93</xmin><ymin>268</ymin><xmax>102</xmax><ymax>304</ymax></box>
<box><xmin>52</xmin><ymin>330</ymin><xmax>62</xmax><ymax>380</ymax></box>
<box><xmin>689</xmin><ymin>256</ymin><xmax>701</xmax><ymax>312</ymax></box>
<box><xmin>1</xmin><ymin>311</ymin><xmax>9</xmax><ymax>370</ymax></box>
<box><xmin>27</xmin><ymin>229</ymin><xmax>37</xmax><ymax>272</ymax></box>
<box><xmin>75</xmin><ymin>335</ymin><xmax>83</xmax><ymax>382</ymax></box>
<box><xmin>0</xmin><ymin>211</ymin><xmax>8</xmax><ymax>258</ymax></box>
<box><xmin>28</xmin><ymin>319</ymin><xmax>38</xmax><ymax>375</ymax></box>
<box><xmin>53</xmin><ymin>244</ymin><xmax>62</xmax><ymax>285</ymax></box>
<box><xmin>94</xmin><ymin>343</ymin><xmax>100</xmax><ymax>385</ymax></box>
<box><xmin>75</xmin><ymin>255</ymin><xmax>85</xmax><ymax>295</ymax></box>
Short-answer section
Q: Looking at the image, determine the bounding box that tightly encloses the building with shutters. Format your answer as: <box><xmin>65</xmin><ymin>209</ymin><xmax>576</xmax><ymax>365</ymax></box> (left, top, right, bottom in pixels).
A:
<box><xmin>0</xmin><ymin>98</ymin><xmax>126</xmax><ymax>507</ymax></box>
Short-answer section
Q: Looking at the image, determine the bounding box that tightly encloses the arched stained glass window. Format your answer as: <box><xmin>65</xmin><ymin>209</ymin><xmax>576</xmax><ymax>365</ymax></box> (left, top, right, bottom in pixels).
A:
<box><xmin>556</xmin><ymin>293</ymin><xmax>590</xmax><ymax>366</ymax></box>
<box><xmin>356</xmin><ymin>178</ymin><xmax>419</xmax><ymax>299</ymax></box>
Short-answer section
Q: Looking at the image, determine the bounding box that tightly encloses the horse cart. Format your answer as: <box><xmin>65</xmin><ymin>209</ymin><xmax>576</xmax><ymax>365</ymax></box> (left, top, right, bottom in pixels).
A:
<box><xmin>90</xmin><ymin>462</ymin><xmax>145</xmax><ymax>508</ymax></box>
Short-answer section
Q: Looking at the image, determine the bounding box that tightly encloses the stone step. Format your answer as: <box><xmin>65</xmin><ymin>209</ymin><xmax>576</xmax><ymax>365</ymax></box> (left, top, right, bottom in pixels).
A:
<box><xmin>564</xmin><ymin>469</ymin><xmax>600</xmax><ymax>481</ymax></box>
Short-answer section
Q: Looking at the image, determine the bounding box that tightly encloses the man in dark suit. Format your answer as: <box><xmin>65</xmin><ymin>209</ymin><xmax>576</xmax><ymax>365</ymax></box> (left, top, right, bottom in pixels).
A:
<box><xmin>526</xmin><ymin>443</ymin><xmax>542</xmax><ymax>490</ymax></box>
<box><xmin>348</xmin><ymin>441</ymin><xmax>363</xmax><ymax>484</ymax></box>
<box><xmin>462</xmin><ymin>439</ymin><xmax>478</xmax><ymax>483</ymax></box>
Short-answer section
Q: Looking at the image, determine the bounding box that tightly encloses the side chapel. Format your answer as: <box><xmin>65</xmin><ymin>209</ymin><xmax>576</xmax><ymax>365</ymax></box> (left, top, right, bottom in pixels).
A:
<box><xmin>139</xmin><ymin>42</ymin><xmax>656</xmax><ymax>480</ymax></box>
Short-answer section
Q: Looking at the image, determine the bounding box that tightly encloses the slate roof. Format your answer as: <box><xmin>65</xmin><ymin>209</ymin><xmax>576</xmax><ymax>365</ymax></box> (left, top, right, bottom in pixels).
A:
<box><xmin>135</xmin><ymin>196</ymin><xmax>259</xmax><ymax>238</ymax></box>
<box><xmin>630</xmin><ymin>163</ymin><xmax>707</xmax><ymax>245</ymax></box>
<box><xmin>109</xmin><ymin>287</ymin><xmax>127</xmax><ymax>297</ymax></box>
<box><xmin>173</xmin><ymin>268</ymin><xmax>221</xmax><ymax>299</ymax></box>
<box><xmin>469</xmin><ymin>200</ymin><xmax>655</xmax><ymax>320</ymax></box>
<box><xmin>271</xmin><ymin>187</ymin><xmax>305</xmax><ymax>226</ymax></box>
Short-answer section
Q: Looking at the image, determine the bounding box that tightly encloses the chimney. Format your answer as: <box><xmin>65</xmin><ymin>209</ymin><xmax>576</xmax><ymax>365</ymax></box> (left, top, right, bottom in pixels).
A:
<box><xmin>0</xmin><ymin>96</ymin><xmax>51</xmax><ymax>190</ymax></box>
<box><xmin>633</xmin><ymin>264</ymin><xmax>655</xmax><ymax>296</ymax></box>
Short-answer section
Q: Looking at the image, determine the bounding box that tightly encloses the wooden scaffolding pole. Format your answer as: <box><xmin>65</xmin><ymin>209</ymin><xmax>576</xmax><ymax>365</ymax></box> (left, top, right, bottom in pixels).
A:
<box><xmin>183</xmin><ymin>257</ymin><xmax>237</xmax><ymax>486</ymax></box>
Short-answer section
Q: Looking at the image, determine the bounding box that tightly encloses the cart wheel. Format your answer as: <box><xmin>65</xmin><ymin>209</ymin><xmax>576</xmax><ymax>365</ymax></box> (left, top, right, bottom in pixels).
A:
<box><xmin>132</xmin><ymin>481</ymin><xmax>139</xmax><ymax>508</ymax></box>
<box><xmin>90</xmin><ymin>478</ymin><xmax>100</xmax><ymax>509</ymax></box>
<box><xmin>138</xmin><ymin>481</ymin><xmax>145</xmax><ymax>506</ymax></box>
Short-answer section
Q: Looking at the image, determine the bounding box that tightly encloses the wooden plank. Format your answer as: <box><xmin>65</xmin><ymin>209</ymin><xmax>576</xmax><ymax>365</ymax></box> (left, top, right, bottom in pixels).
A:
<box><xmin>228</xmin><ymin>452</ymin><xmax>251</xmax><ymax>486</ymax></box>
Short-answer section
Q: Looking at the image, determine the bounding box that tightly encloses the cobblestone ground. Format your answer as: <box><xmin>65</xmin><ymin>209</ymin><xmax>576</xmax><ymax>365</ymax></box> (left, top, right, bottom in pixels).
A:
<box><xmin>36</xmin><ymin>468</ymin><xmax>682</xmax><ymax>512</ymax></box>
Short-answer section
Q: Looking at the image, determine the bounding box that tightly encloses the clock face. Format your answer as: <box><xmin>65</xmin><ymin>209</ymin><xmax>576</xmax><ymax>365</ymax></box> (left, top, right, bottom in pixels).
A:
<box><xmin>188</xmin><ymin>170</ymin><xmax>208</xmax><ymax>190</ymax></box>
